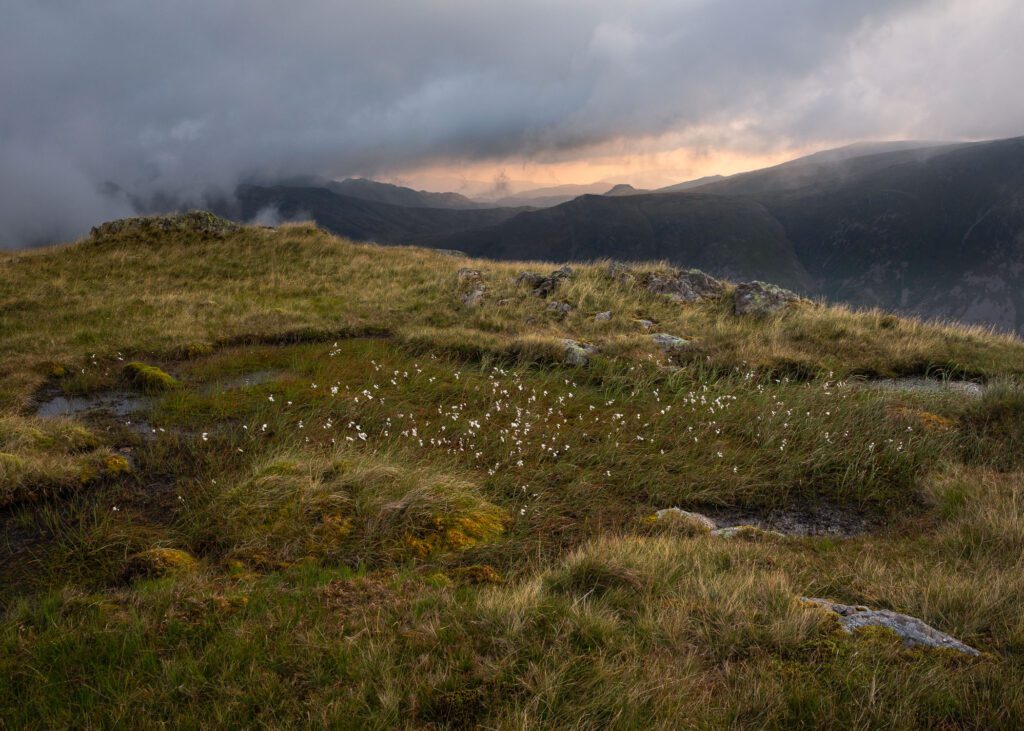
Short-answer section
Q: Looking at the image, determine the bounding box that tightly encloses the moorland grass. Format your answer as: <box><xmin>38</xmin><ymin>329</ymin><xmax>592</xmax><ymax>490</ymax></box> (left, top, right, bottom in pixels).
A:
<box><xmin>2</xmin><ymin>218</ymin><xmax>1024</xmax><ymax>727</ymax></box>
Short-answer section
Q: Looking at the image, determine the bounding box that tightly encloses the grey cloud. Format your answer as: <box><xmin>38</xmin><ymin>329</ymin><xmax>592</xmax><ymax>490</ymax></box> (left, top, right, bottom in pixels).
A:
<box><xmin>1</xmin><ymin>0</ymin><xmax>1021</xmax><ymax>248</ymax></box>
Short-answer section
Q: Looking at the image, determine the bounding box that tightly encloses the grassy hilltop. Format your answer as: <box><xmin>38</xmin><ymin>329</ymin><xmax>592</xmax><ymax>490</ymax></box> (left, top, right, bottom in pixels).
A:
<box><xmin>3</xmin><ymin>213</ymin><xmax>1024</xmax><ymax>728</ymax></box>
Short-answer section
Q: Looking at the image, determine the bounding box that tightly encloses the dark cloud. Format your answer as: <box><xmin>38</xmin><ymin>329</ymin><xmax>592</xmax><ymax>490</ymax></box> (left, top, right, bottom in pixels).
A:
<box><xmin>2</xmin><ymin>0</ymin><xmax>1021</xmax><ymax>248</ymax></box>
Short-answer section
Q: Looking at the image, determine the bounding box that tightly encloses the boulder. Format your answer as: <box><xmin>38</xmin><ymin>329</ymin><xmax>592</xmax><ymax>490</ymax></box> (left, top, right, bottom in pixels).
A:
<box><xmin>517</xmin><ymin>265</ymin><xmax>575</xmax><ymax>298</ymax></box>
<box><xmin>801</xmin><ymin>597</ymin><xmax>980</xmax><ymax>656</ymax></box>
<box><xmin>456</xmin><ymin>268</ymin><xmax>486</xmax><ymax>307</ymax></box>
<box><xmin>638</xmin><ymin>269</ymin><xmax>725</xmax><ymax>303</ymax></box>
<box><xmin>604</xmin><ymin>262</ymin><xmax>633</xmax><ymax>284</ymax></box>
<box><xmin>654</xmin><ymin>508</ymin><xmax>716</xmax><ymax>532</ymax></box>
<box><xmin>561</xmin><ymin>339</ymin><xmax>596</xmax><ymax>366</ymax></box>
<box><xmin>733</xmin><ymin>281</ymin><xmax>802</xmax><ymax>316</ymax></box>
<box><xmin>650</xmin><ymin>333</ymin><xmax>691</xmax><ymax>351</ymax></box>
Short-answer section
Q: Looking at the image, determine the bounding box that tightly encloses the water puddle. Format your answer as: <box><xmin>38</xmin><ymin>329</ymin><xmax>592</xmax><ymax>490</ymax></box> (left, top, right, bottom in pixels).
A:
<box><xmin>34</xmin><ymin>391</ymin><xmax>154</xmax><ymax>435</ymax></box>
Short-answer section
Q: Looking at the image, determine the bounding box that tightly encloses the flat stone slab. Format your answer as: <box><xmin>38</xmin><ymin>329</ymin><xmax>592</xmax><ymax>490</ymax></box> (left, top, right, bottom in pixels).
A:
<box><xmin>650</xmin><ymin>333</ymin><xmax>690</xmax><ymax>350</ymax></box>
<box><xmin>802</xmin><ymin>597</ymin><xmax>981</xmax><ymax>656</ymax></box>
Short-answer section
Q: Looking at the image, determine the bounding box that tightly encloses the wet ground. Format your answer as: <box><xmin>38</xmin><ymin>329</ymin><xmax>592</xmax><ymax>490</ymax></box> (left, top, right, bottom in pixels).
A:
<box><xmin>34</xmin><ymin>391</ymin><xmax>154</xmax><ymax>434</ymax></box>
<box><xmin>705</xmin><ymin>504</ymin><xmax>878</xmax><ymax>537</ymax></box>
<box><xmin>856</xmin><ymin>377</ymin><xmax>986</xmax><ymax>398</ymax></box>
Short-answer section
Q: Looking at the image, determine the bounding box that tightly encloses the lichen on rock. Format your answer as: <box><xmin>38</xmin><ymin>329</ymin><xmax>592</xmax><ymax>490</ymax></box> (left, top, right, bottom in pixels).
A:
<box><xmin>733</xmin><ymin>281</ymin><xmax>803</xmax><ymax>316</ymax></box>
<box><xmin>801</xmin><ymin>597</ymin><xmax>981</xmax><ymax>656</ymax></box>
<box><xmin>90</xmin><ymin>211</ymin><xmax>240</xmax><ymax>241</ymax></box>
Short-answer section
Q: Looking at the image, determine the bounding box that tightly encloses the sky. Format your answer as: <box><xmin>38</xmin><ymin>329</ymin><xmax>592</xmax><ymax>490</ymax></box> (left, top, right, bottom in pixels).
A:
<box><xmin>2</xmin><ymin>0</ymin><xmax>1023</xmax><ymax>247</ymax></box>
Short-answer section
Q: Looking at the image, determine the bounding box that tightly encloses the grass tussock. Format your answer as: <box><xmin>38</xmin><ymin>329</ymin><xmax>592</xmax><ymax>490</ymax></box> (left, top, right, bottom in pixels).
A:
<box><xmin>191</xmin><ymin>448</ymin><xmax>507</xmax><ymax>567</ymax></box>
<box><xmin>0</xmin><ymin>415</ymin><xmax>126</xmax><ymax>507</ymax></box>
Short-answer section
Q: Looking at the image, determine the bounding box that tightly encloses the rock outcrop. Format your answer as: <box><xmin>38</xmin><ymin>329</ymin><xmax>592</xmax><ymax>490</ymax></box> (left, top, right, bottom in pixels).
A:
<box><xmin>561</xmin><ymin>339</ymin><xmax>596</xmax><ymax>366</ymax></box>
<box><xmin>456</xmin><ymin>268</ymin><xmax>486</xmax><ymax>307</ymax></box>
<box><xmin>606</xmin><ymin>263</ymin><xmax>725</xmax><ymax>304</ymax></box>
<box><xmin>653</xmin><ymin>508</ymin><xmax>716</xmax><ymax>533</ymax></box>
<box><xmin>90</xmin><ymin>211</ymin><xmax>240</xmax><ymax>241</ymax></box>
<box><xmin>733</xmin><ymin>281</ymin><xmax>802</xmax><ymax>316</ymax></box>
<box><xmin>801</xmin><ymin>597</ymin><xmax>981</xmax><ymax>656</ymax></box>
<box><xmin>650</xmin><ymin>333</ymin><xmax>691</xmax><ymax>351</ymax></box>
<box><xmin>517</xmin><ymin>266</ymin><xmax>575</xmax><ymax>298</ymax></box>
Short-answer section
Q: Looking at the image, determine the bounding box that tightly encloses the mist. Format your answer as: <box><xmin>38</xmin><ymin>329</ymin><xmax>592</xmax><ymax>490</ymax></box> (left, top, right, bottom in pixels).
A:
<box><xmin>2</xmin><ymin>0</ymin><xmax>1023</xmax><ymax>249</ymax></box>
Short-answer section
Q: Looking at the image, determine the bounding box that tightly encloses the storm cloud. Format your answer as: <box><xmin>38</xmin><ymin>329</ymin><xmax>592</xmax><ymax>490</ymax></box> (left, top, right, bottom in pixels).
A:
<box><xmin>2</xmin><ymin>0</ymin><xmax>1022</xmax><ymax>248</ymax></box>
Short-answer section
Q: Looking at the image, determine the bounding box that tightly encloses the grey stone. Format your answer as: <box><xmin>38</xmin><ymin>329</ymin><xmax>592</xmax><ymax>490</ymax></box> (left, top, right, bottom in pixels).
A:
<box><xmin>547</xmin><ymin>301</ymin><xmax>573</xmax><ymax>315</ymax></box>
<box><xmin>594</xmin><ymin>310</ymin><xmax>612</xmax><ymax>321</ymax></box>
<box><xmin>801</xmin><ymin>597</ymin><xmax>981</xmax><ymax>656</ymax></box>
<box><xmin>637</xmin><ymin>268</ymin><xmax>725</xmax><ymax>303</ymax></box>
<box><xmin>517</xmin><ymin>265</ymin><xmax>575</xmax><ymax>298</ymax></box>
<box><xmin>561</xmin><ymin>339</ymin><xmax>596</xmax><ymax>366</ymax></box>
<box><xmin>650</xmin><ymin>333</ymin><xmax>691</xmax><ymax>351</ymax></box>
<box><xmin>637</xmin><ymin>319</ymin><xmax>655</xmax><ymax>330</ymax></box>
<box><xmin>90</xmin><ymin>211</ymin><xmax>240</xmax><ymax>240</ymax></box>
<box><xmin>456</xmin><ymin>268</ymin><xmax>486</xmax><ymax>307</ymax></box>
<box><xmin>711</xmin><ymin>525</ymin><xmax>787</xmax><ymax>540</ymax></box>
<box><xmin>604</xmin><ymin>262</ymin><xmax>633</xmax><ymax>284</ymax></box>
<box><xmin>733</xmin><ymin>281</ymin><xmax>802</xmax><ymax>316</ymax></box>
<box><xmin>654</xmin><ymin>508</ymin><xmax>716</xmax><ymax>531</ymax></box>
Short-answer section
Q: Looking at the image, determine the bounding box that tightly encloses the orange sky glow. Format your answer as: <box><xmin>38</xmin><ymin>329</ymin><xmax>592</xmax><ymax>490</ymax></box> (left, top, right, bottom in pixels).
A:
<box><xmin>384</xmin><ymin>138</ymin><xmax>822</xmax><ymax>197</ymax></box>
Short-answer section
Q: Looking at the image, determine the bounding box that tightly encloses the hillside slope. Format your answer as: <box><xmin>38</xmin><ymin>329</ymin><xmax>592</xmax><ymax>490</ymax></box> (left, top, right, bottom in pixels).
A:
<box><xmin>425</xmin><ymin>137</ymin><xmax>1024</xmax><ymax>333</ymax></box>
<box><xmin>425</xmin><ymin>192</ymin><xmax>815</xmax><ymax>291</ymax></box>
<box><xmin>234</xmin><ymin>183</ymin><xmax>525</xmax><ymax>243</ymax></box>
<box><xmin>327</xmin><ymin>177</ymin><xmax>486</xmax><ymax>209</ymax></box>
<box><xmin>3</xmin><ymin>215</ymin><xmax>1024</xmax><ymax>728</ymax></box>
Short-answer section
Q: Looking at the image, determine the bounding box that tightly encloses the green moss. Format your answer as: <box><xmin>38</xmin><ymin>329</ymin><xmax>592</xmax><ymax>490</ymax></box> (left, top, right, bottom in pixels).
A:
<box><xmin>123</xmin><ymin>362</ymin><xmax>179</xmax><ymax>392</ymax></box>
<box><xmin>126</xmin><ymin>548</ymin><xmax>198</xmax><ymax>578</ymax></box>
<box><xmin>78</xmin><ymin>452</ymin><xmax>131</xmax><ymax>484</ymax></box>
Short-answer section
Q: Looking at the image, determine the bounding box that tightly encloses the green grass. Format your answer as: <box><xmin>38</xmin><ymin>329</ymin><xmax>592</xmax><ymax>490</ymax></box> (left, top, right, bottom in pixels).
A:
<box><xmin>3</xmin><ymin>215</ymin><xmax>1024</xmax><ymax>727</ymax></box>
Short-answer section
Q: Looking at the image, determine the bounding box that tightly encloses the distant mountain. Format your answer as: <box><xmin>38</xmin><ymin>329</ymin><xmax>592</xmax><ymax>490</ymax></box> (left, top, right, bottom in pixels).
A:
<box><xmin>689</xmin><ymin>141</ymin><xmax>961</xmax><ymax>198</ymax></box>
<box><xmin>420</xmin><ymin>137</ymin><xmax>1024</xmax><ymax>334</ymax></box>
<box><xmin>487</xmin><ymin>182</ymin><xmax>618</xmax><ymax>208</ymax></box>
<box><xmin>327</xmin><ymin>178</ymin><xmax>485</xmax><ymax>210</ymax></box>
<box><xmin>604</xmin><ymin>184</ymin><xmax>650</xmax><ymax>196</ymax></box>
<box><xmin>654</xmin><ymin>175</ymin><xmax>726</xmax><ymax>193</ymax></box>
<box><xmin>234</xmin><ymin>184</ymin><xmax>525</xmax><ymax>244</ymax></box>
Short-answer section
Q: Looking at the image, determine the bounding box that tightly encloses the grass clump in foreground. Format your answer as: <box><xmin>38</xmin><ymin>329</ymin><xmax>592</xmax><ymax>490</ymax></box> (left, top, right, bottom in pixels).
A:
<box><xmin>2</xmin><ymin>216</ymin><xmax>1024</xmax><ymax>727</ymax></box>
